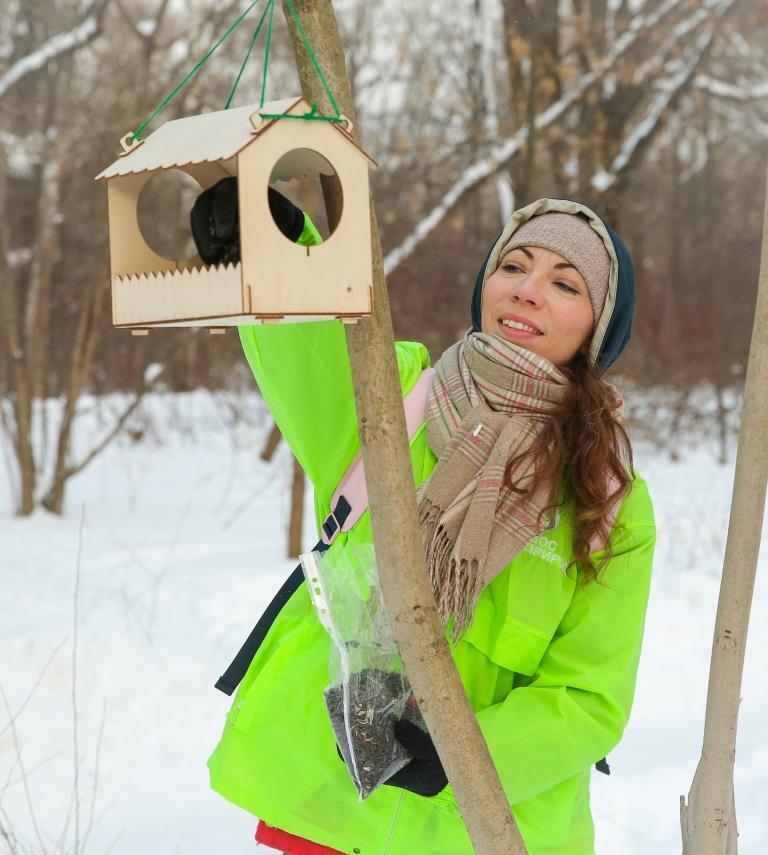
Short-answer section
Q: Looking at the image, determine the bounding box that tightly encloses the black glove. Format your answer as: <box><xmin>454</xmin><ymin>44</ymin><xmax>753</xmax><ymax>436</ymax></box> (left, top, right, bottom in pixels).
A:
<box><xmin>190</xmin><ymin>177</ymin><xmax>305</xmax><ymax>265</ymax></box>
<box><xmin>384</xmin><ymin>719</ymin><xmax>448</xmax><ymax>797</ymax></box>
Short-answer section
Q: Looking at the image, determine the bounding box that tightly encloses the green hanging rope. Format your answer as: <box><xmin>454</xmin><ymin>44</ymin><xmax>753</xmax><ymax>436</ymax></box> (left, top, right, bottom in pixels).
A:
<box><xmin>257</xmin><ymin>0</ymin><xmax>346</xmax><ymax>124</ymax></box>
<box><xmin>253</xmin><ymin>0</ymin><xmax>345</xmax><ymax>124</ymax></box>
<box><xmin>258</xmin><ymin>109</ymin><xmax>345</xmax><ymax>123</ymax></box>
<box><xmin>258</xmin><ymin>0</ymin><xmax>276</xmax><ymax>109</ymax></box>
<box><xmin>283</xmin><ymin>0</ymin><xmax>341</xmax><ymax>116</ymax></box>
<box><xmin>128</xmin><ymin>0</ymin><xmax>345</xmax><ymax>143</ymax></box>
<box><xmin>224</xmin><ymin>2</ymin><xmax>270</xmax><ymax>109</ymax></box>
<box><xmin>129</xmin><ymin>0</ymin><xmax>263</xmax><ymax>142</ymax></box>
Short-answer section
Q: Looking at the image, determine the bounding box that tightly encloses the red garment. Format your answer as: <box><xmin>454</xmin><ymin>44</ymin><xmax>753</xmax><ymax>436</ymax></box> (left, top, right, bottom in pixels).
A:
<box><xmin>255</xmin><ymin>821</ymin><xmax>345</xmax><ymax>855</ymax></box>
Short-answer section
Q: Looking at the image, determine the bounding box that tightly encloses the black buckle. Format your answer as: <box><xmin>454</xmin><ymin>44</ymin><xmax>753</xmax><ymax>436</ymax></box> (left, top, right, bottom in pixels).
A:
<box><xmin>322</xmin><ymin>513</ymin><xmax>339</xmax><ymax>540</ymax></box>
<box><xmin>322</xmin><ymin>494</ymin><xmax>352</xmax><ymax>542</ymax></box>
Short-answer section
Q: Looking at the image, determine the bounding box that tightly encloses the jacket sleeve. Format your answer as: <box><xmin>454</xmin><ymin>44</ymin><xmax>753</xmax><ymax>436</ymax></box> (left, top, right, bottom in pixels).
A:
<box><xmin>239</xmin><ymin>318</ymin><xmax>356</xmax><ymax>508</ymax></box>
<box><xmin>238</xmin><ymin>213</ymin><xmax>361</xmax><ymax>510</ymax></box>
<box><xmin>239</xmin><ymin>213</ymin><xmax>428</xmax><ymax>512</ymax></box>
<box><xmin>475</xmin><ymin>503</ymin><xmax>656</xmax><ymax>806</ymax></box>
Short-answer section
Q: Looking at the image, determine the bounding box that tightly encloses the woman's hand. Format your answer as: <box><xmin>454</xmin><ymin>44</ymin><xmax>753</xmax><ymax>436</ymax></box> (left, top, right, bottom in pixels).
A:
<box><xmin>385</xmin><ymin>719</ymin><xmax>448</xmax><ymax>797</ymax></box>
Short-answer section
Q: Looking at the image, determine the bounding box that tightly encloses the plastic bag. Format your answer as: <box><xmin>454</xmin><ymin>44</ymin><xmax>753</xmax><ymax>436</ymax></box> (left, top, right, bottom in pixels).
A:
<box><xmin>300</xmin><ymin>543</ymin><xmax>426</xmax><ymax>800</ymax></box>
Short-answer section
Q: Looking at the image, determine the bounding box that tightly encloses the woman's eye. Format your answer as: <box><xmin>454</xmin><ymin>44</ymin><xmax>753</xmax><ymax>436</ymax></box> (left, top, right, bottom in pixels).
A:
<box><xmin>502</xmin><ymin>263</ymin><xmax>523</xmax><ymax>273</ymax></box>
<box><xmin>556</xmin><ymin>281</ymin><xmax>578</xmax><ymax>294</ymax></box>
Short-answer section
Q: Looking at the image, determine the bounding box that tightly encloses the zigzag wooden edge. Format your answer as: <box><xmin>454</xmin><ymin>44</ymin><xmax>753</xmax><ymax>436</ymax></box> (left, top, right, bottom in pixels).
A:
<box><xmin>114</xmin><ymin>261</ymin><xmax>241</xmax><ymax>286</ymax></box>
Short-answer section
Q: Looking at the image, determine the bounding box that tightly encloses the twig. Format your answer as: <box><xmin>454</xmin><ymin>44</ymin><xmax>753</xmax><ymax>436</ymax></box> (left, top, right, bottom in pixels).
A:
<box><xmin>79</xmin><ymin>699</ymin><xmax>107</xmax><ymax>855</ymax></box>
<box><xmin>0</xmin><ymin>639</ymin><xmax>67</xmax><ymax>742</ymax></box>
<box><xmin>0</xmin><ymin>755</ymin><xmax>21</xmax><ymax>801</ymax></box>
<box><xmin>3</xmin><ymin>752</ymin><xmax>66</xmax><ymax>792</ymax></box>
<box><xmin>0</xmin><ymin>803</ymin><xmax>23</xmax><ymax>855</ymax></box>
<box><xmin>220</xmin><ymin>469</ymin><xmax>281</xmax><ymax>531</ymax></box>
<box><xmin>71</xmin><ymin>505</ymin><xmax>86</xmax><ymax>855</ymax></box>
<box><xmin>43</xmin><ymin>394</ymin><xmax>144</xmax><ymax>494</ymax></box>
<box><xmin>0</xmin><ymin>689</ymin><xmax>49</xmax><ymax>855</ymax></box>
<box><xmin>145</xmin><ymin>473</ymin><xmax>207</xmax><ymax>640</ymax></box>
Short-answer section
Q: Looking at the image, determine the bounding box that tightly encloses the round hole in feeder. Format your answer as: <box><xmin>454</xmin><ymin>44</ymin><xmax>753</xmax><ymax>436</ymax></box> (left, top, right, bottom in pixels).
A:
<box><xmin>268</xmin><ymin>148</ymin><xmax>343</xmax><ymax>242</ymax></box>
<box><xmin>137</xmin><ymin>169</ymin><xmax>202</xmax><ymax>262</ymax></box>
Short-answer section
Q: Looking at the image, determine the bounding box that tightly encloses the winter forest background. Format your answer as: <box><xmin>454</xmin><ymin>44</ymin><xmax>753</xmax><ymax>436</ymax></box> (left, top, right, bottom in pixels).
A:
<box><xmin>2</xmin><ymin>0</ymin><xmax>768</xmax><ymax>514</ymax></box>
<box><xmin>1</xmin><ymin>0</ymin><xmax>768</xmax><ymax>853</ymax></box>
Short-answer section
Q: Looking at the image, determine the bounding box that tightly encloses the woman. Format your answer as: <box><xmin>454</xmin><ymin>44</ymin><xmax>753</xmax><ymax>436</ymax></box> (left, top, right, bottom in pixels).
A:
<box><xmin>205</xmin><ymin>196</ymin><xmax>655</xmax><ymax>855</ymax></box>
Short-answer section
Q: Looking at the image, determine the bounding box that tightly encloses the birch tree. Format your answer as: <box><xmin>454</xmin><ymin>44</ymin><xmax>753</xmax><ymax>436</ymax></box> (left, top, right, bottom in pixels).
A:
<box><xmin>680</xmin><ymin>156</ymin><xmax>768</xmax><ymax>855</ymax></box>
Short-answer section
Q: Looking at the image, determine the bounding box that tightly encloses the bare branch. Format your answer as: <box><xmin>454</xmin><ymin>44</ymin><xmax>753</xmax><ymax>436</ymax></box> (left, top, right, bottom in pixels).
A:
<box><xmin>0</xmin><ymin>639</ymin><xmax>67</xmax><ymax>743</ymax></box>
<box><xmin>592</xmin><ymin>0</ymin><xmax>735</xmax><ymax>192</ymax></box>
<box><xmin>0</xmin><ymin>0</ymin><xmax>111</xmax><ymax>100</ymax></box>
<box><xmin>114</xmin><ymin>0</ymin><xmax>172</xmax><ymax>44</ymax></box>
<box><xmin>71</xmin><ymin>506</ymin><xmax>85</xmax><ymax>855</ymax></box>
<box><xmin>632</xmin><ymin>4</ymin><xmax>712</xmax><ymax>86</ymax></box>
<box><xmin>37</xmin><ymin>358</ymin><xmax>174</xmax><ymax>508</ymax></box>
<box><xmin>79</xmin><ymin>698</ymin><xmax>107</xmax><ymax>855</ymax></box>
<box><xmin>51</xmin><ymin>394</ymin><xmax>144</xmax><ymax>486</ymax></box>
<box><xmin>383</xmin><ymin>0</ymin><xmax>689</xmax><ymax>275</ymax></box>
<box><xmin>710</xmin><ymin>98</ymin><xmax>768</xmax><ymax>142</ymax></box>
<box><xmin>695</xmin><ymin>74</ymin><xmax>768</xmax><ymax>101</ymax></box>
<box><xmin>0</xmin><ymin>688</ymin><xmax>49</xmax><ymax>855</ymax></box>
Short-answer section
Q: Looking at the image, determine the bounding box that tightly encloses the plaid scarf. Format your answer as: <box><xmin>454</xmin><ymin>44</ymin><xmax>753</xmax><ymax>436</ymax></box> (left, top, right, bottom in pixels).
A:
<box><xmin>416</xmin><ymin>331</ymin><xmax>569</xmax><ymax>639</ymax></box>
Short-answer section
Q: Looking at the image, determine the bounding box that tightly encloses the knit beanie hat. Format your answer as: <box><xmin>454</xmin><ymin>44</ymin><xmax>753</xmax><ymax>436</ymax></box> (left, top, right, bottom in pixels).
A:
<box><xmin>471</xmin><ymin>199</ymin><xmax>635</xmax><ymax>373</ymax></box>
<box><xmin>499</xmin><ymin>212</ymin><xmax>611</xmax><ymax>323</ymax></box>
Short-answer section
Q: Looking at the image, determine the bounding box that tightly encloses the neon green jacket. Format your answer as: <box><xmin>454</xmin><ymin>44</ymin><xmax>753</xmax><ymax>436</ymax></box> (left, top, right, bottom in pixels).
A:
<box><xmin>208</xmin><ymin>236</ymin><xmax>656</xmax><ymax>855</ymax></box>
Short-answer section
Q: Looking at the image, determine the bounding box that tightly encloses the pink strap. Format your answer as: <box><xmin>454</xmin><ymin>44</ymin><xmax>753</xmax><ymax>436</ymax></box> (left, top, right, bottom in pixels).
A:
<box><xmin>321</xmin><ymin>368</ymin><xmax>435</xmax><ymax>545</ymax></box>
<box><xmin>321</xmin><ymin>368</ymin><xmax>623</xmax><ymax>552</ymax></box>
<box><xmin>588</xmin><ymin>473</ymin><xmax>623</xmax><ymax>553</ymax></box>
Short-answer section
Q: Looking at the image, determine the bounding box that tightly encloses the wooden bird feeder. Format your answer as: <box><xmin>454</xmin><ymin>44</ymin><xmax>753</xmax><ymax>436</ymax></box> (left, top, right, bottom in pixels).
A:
<box><xmin>95</xmin><ymin>96</ymin><xmax>377</xmax><ymax>332</ymax></box>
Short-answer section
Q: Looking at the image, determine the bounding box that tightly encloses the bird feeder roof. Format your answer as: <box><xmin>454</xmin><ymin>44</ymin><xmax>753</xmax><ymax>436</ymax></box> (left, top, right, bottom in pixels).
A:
<box><xmin>95</xmin><ymin>96</ymin><xmax>375</xmax><ymax>181</ymax></box>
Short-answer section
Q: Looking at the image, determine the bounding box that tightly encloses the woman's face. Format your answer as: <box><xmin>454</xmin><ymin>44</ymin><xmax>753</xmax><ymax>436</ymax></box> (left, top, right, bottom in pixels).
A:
<box><xmin>480</xmin><ymin>245</ymin><xmax>595</xmax><ymax>366</ymax></box>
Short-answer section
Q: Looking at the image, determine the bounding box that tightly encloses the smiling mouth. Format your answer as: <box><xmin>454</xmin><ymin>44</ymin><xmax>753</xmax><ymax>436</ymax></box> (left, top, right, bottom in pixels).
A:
<box><xmin>499</xmin><ymin>318</ymin><xmax>543</xmax><ymax>335</ymax></box>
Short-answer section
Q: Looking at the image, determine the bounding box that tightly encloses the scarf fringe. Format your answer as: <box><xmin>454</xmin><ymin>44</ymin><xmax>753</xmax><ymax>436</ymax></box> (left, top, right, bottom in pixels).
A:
<box><xmin>418</xmin><ymin>496</ymin><xmax>484</xmax><ymax>640</ymax></box>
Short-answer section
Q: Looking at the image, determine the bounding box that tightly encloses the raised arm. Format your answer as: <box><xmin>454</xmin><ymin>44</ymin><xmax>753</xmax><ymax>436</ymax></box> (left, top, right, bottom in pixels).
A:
<box><xmin>240</xmin><ymin>316</ymin><xmax>355</xmax><ymax>507</ymax></box>
<box><xmin>239</xmin><ymin>210</ymin><xmax>429</xmax><ymax>512</ymax></box>
<box><xmin>190</xmin><ymin>179</ymin><xmax>430</xmax><ymax>513</ymax></box>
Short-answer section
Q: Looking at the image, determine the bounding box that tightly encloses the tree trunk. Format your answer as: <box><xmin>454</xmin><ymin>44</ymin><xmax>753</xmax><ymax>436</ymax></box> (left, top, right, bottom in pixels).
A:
<box><xmin>288</xmin><ymin>457</ymin><xmax>305</xmax><ymax>559</ymax></box>
<box><xmin>680</xmin><ymin>158</ymin><xmax>768</xmax><ymax>855</ymax></box>
<box><xmin>575</xmin><ymin>0</ymin><xmax>607</xmax><ymax>204</ymax></box>
<box><xmin>0</xmin><ymin>153</ymin><xmax>36</xmax><ymax>515</ymax></box>
<box><xmin>500</xmin><ymin>0</ymin><xmax>532</xmax><ymax>199</ymax></box>
<box><xmin>43</xmin><ymin>273</ymin><xmax>104</xmax><ymax>514</ymax></box>
<box><xmin>260</xmin><ymin>422</ymin><xmax>282</xmax><ymax>462</ymax></box>
<box><xmin>283</xmin><ymin>3</ymin><xmax>528</xmax><ymax>852</ymax></box>
<box><xmin>24</xmin><ymin>154</ymin><xmax>61</xmax><ymax>400</ymax></box>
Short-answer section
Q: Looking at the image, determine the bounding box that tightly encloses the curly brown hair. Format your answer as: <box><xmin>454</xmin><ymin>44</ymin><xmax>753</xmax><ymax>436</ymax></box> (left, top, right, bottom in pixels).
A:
<box><xmin>503</xmin><ymin>349</ymin><xmax>634</xmax><ymax>580</ymax></box>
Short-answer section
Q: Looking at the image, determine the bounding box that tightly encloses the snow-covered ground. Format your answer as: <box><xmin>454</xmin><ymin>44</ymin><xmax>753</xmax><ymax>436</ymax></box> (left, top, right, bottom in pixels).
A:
<box><xmin>1</xmin><ymin>390</ymin><xmax>766</xmax><ymax>854</ymax></box>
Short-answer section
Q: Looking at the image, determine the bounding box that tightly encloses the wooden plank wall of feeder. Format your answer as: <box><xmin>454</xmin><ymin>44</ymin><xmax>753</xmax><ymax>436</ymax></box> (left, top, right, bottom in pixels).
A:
<box><xmin>113</xmin><ymin>263</ymin><xmax>244</xmax><ymax>328</ymax></box>
<box><xmin>239</xmin><ymin>107</ymin><xmax>374</xmax><ymax>320</ymax></box>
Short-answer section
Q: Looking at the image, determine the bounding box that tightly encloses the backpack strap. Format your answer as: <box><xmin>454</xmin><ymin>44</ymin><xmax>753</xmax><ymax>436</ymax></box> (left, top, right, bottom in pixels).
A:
<box><xmin>214</xmin><ymin>549</ymin><xmax>325</xmax><ymax>696</ymax></box>
<box><xmin>215</xmin><ymin>367</ymin><xmax>435</xmax><ymax>696</ymax></box>
<box><xmin>587</xmin><ymin>472</ymin><xmax>623</xmax><ymax>554</ymax></box>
